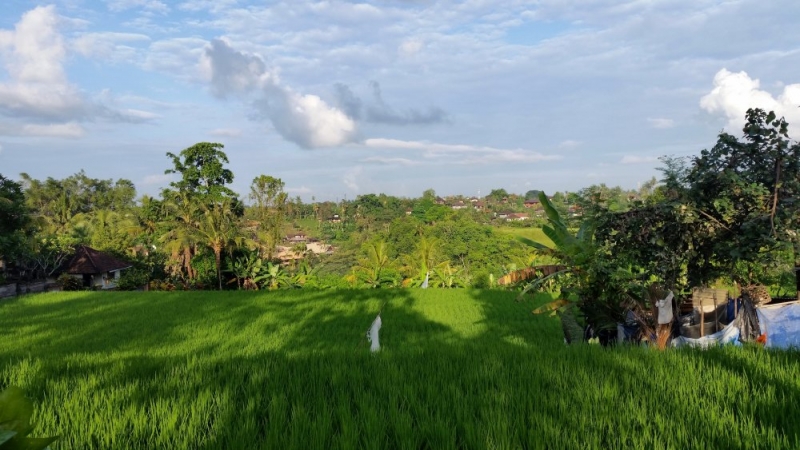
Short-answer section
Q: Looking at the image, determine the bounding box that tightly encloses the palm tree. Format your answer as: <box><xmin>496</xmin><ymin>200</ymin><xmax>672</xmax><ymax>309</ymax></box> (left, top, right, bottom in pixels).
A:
<box><xmin>159</xmin><ymin>192</ymin><xmax>200</xmax><ymax>281</ymax></box>
<box><xmin>354</xmin><ymin>240</ymin><xmax>397</xmax><ymax>288</ymax></box>
<box><xmin>195</xmin><ymin>199</ymin><xmax>244</xmax><ymax>290</ymax></box>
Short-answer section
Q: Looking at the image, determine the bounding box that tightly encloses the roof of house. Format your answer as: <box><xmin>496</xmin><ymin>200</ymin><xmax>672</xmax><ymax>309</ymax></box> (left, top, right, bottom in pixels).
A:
<box><xmin>64</xmin><ymin>245</ymin><xmax>131</xmax><ymax>275</ymax></box>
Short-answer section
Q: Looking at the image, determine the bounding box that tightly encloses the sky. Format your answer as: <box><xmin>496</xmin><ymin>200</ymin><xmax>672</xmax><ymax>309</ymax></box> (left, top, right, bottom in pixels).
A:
<box><xmin>1</xmin><ymin>0</ymin><xmax>800</xmax><ymax>202</ymax></box>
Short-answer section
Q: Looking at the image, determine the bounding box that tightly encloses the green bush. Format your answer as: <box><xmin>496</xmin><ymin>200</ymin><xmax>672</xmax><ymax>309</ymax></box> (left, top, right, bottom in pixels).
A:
<box><xmin>116</xmin><ymin>268</ymin><xmax>150</xmax><ymax>291</ymax></box>
<box><xmin>57</xmin><ymin>274</ymin><xmax>83</xmax><ymax>291</ymax></box>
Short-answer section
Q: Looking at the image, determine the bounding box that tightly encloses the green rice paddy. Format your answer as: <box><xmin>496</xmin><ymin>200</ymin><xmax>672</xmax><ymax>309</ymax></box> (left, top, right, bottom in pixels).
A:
<box><xmin>1</xmin><ymin>290</ymin><xmax>799</xmax><ymax>449</ymax></box>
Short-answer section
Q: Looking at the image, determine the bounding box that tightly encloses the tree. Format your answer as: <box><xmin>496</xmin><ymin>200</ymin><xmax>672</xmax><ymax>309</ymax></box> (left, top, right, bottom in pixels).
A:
<box><xmin>683</xmin><ymin>108</ymin><xmax>800</xmax><ymax>290</ymax></box>
<box><xmin>195</xmin><ymin>199</ymin><xmax>244</xmax><ymax>290</ymax></box>
<box><xmin>0</xmin><ymin>174</ymin><xmax>31</xmax><ymax>262</ymax></box>
<box><xmin>165</xmin><ymin>142</ymin><xmax>237</xmax><ymax>204</ymax></box>
<box><xmin>524</xmin><ymin>190</ymin><xmax>541</xmax><ymax>200</ymax></box>
<box><xmin>488</xmin><ymin>188</ymin><xmax>509</xmax><ymax>202</ymax></box>
<box><xmin>249</xmin><ymin>175</ymin><xmax>287</xmax><ymax>259</ymax></box>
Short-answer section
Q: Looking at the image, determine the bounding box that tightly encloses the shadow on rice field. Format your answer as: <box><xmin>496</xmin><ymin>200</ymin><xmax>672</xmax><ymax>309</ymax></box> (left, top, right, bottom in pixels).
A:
<box><xmin>1</xmin><ymin>289</ymin><xmax>799</xmax><ymax>449</ymax></box>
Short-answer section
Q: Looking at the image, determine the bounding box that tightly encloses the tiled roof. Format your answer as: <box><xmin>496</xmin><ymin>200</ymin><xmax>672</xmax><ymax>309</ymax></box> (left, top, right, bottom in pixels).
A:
<box><xmin>64</xmin><ymin>245</ymin><xmax>131</xmax><ymax>274</ymax></box>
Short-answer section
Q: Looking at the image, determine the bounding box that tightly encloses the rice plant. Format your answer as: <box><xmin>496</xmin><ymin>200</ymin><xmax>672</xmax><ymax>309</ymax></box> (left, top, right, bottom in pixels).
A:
<box><xmin>1</xmin><ymin>290</ymin><xmax>798</xmax><ymax>449</ymax></box>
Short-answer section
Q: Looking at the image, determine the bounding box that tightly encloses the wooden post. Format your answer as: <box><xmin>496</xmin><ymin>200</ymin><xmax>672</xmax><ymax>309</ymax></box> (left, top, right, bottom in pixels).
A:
<box><xmin>700</xmin><ymin>309</ymin><xmax>705</xmax><ymax>337</ymax></box>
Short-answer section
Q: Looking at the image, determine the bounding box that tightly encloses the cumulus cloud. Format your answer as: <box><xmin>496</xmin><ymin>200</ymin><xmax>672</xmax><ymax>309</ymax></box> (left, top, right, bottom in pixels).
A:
<box><xmin>201</xmin><ymin>38</ymin><xmax>273</xmax><ymax>98</ymax></box>
<box><xmin>366</xmin><ymin>81</ymin><xmax>448</xmax><ymax>125</ymax></box>
<box><xmin>334</xmin><ymin>81</ymin><xmax>448</xmax><ymax>125</ymax></box>
<box><xmin>333</xmin><ymin>83</ymin><xmax>363</xmax><ymax>120</ymax></box>
<box><xmin>0</xmin><ymin>6</ymin><xmax>155</xmax><ymax>137</ymax></box>
<box><xmin>264</xmin><ymin>87</ymin><xmax>357</xmax><ymax>148</ymax></box>
<box><xmin>700</xmin><ymin>69</ymin><xmax>800</xmax><ymax>131</ymax></box>
<box><xmin>647</xmin><ymin>118</ymin><xmax>675</xmax><ymax>129</ymax></box>
<box><xmin>201</xmin><ymin>38</ymin><xmax>357</xmax><ymax>148</ymax></box>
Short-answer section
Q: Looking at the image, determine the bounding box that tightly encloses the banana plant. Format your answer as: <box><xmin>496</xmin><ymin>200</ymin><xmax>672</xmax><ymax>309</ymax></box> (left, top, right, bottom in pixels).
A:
<box><xmin>516</xmin><ymin>192</ymin><xmax>597</xmax><ymax>314</ymax></box>
<box><xmin>0</xmin><ymin>387</ymin><xmax>57</xmax><ymax>450</ymax></box>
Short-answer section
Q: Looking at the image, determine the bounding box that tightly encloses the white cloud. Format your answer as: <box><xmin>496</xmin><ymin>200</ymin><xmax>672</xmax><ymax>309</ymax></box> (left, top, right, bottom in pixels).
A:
<box><xmin>0</xmin><ymin>6</ymin><xmax>156</xmax><ymax>133</ymax></box>
<box><xmin>141</xmin><ymin>173</ymin><xmax>175</xmax><ymax>186</ymax></box>
<box><xmin>200</xmin><ymin>38</ymin><xmax>274</xmax><ymax>98</ymax></box>
<box><xmin>647</xmin><ymin>118</ymin><xmax>675</xmax><ymax>129</ymax></box>
<box><xmin>71</xmin><ymin>32</ymin><xmax>150</xmax><ymax>61</ymax></box>
<box><xmin>201</xmin><ymin>38</ymin><xmax>357</xmax><ymax>148</ymax></box>
<box><xmin>362</xmin><ymin>138</ymin><xmax>561</xmax><ymax>164</ymax></box>
<box><xmin>700</xmin><ymin>69</ymin><xmax>800</xmax><ymax>131</ymax></box>
<box><xmin>209</xmin><ymin>128</ymin><xmax>242</xmax><ymax>137</ymax></box>
<box><xmin>620</xmin><ymin>155</ymin><xmax>659</xmax><ymax>164</ymax></box>
<box><xmin>0</xmin><ymin>122</ymin><xmax>86</xmax><ymax>138</ymax></box>
<box><xmin>558</xmin><ymin>140</ymin><xmax>582</xmax><ymax>148</ymax></box>
<box><xmin>343</xmin><ymin>166</ymin><xmax>362</xmax><ymax>192</ymax></box>
<box><xmin>107</xmin><ymin>0</ymin><xmax>170</xmax><ymax>14</ymax></box>
<box><xmin>361</xmin><ymin>156</ymin><xmax>419</xmax><ymax>166</ymax></box>
<box><xmin>285</xmin><ymin>185</ymin><xmax>312</xmax><ymax>195</ymax></box>
<box><xmin>399</xmin><ymin>38</ymin><xmax>424</xmax><ymax>57</ymax></box>
<box><xmin>265</xmin><ymin>86</ymin><xmax>358</xmax><ymax>148</ymax></box>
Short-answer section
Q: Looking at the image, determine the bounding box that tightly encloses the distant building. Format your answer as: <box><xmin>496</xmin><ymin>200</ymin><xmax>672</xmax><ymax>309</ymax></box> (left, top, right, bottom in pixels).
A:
<box><xmin>523</xmin><ymin>199</ymin><xmax>541</xmax><ymax>209</ymax></box>
<box><xmin>63</xmin><ymin>245</ymin><xmax>132</xmax><ymax>289</ymax></box>
<box><xmin>506</xmin><ymin>213</ymin><xmax>530</xmax><ymax>221</ymax></box>
<box><xmin>286</xmin><ymin>233</ymin><xmax>308</xmax><ymax>243</ymax></box>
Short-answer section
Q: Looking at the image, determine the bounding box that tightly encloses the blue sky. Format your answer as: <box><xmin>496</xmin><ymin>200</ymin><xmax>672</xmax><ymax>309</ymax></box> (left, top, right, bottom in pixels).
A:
<box><xmin>1</xmin><ymin>0</ymin><xmax>800</xmax><ymax>201</ymax></box>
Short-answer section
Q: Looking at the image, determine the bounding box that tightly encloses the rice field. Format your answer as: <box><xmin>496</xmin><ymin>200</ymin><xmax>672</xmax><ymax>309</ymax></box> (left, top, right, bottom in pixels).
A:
<box><xmin>495</xmin><ymin>226</ymin><xmax>554</xmax><ymax>248</ymax></box>
<box><xmin>1</xmin><ymin>289</ymin><xmax>799</xmax><ymax>449</ymax></box>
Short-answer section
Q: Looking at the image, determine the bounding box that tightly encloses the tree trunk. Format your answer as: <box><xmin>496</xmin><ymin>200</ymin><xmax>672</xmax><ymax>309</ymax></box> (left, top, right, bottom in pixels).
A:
<box><xmin>215</xmin><ymin>247</ymin><xmax>222</xmax><ymax>291</ymax></box>
<box><xmin>796</xmin><ymin>265</ymin><xmax>800</xmax><ymax>301</ymax></box>
<box><xmin>795</xmin><ymin>244</ymin><xmax>800</xmax><ymax>301</ymax></box>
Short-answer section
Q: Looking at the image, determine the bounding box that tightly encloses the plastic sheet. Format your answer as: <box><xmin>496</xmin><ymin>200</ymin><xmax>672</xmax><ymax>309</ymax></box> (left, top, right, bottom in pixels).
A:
<box><xmin>756</xmin><ymin>302</ymin><xmax>800</xmax><ymax>349</ymax></box>
<box><xmin>367</xmin><ymin>314</ymin><xmax>382</xmax><ymax>352</ymax></box>
<box><xmin>671</xmin><ymin>321</ymin><xmax>741</xmax><ymax>349</ymax></box>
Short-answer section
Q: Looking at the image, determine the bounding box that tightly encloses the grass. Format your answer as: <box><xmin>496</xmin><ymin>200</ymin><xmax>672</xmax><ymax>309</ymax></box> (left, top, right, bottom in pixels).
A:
<box><xmin>495</xmin><ymin>226</ymin><xmax>554</xmax><ymax>248</ymax></box>
<box><xmin>1</xmin><ymin>289</ymin><xmax>799</xmax><ymax>449</ymax></box>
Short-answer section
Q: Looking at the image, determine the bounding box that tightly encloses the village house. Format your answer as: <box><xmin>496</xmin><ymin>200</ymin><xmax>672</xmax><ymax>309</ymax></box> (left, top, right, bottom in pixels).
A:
<box><xmin>63</xmin><ymin>245</ymin><xmax>132</xmax><ymax>289</ymax></box>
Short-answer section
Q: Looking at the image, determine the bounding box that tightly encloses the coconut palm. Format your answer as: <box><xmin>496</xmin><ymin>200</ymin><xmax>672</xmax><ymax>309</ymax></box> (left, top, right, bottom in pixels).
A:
<box><xmin>159</xmin><ymin>191</ymin><xmax>200</xmax><ymax>281</ymax></box>
<box><xmin>195</xmin><ymin>199</ymin><xmax>245</xmax><ymax>290</ymax></box>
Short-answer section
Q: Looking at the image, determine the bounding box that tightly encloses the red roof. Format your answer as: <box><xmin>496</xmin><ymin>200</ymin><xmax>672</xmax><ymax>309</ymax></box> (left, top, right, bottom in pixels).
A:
<box><xmin>64</xmin><ymin>246</ymin><xmax>131</xmax><ymax>275</ymax></box>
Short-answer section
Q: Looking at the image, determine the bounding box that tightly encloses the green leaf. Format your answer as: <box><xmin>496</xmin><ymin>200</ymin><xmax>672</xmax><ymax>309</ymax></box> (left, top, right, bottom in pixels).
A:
<box><xmin>0</xmin><ymin>430</ymin><xmax>17</xmax><ymax>445</ymax></box>
<box><xmin>21</xmin><ymin>436</ymin><xmax>59</xmax><ymax>450</ymax></box>
<box><xmin>766</xmin><ymin>111</ymin><xmax>776</xmax><ymax>123</ymax></box>
<box><xmin>532</xmin><ymin>298</ymin><xmax>571</xmax><ymax>314</ymax></box>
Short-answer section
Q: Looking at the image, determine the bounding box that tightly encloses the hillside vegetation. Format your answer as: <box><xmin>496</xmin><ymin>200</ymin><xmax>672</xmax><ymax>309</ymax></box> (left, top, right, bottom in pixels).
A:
<box><xmin>1</xmin><ymin>290</ymin><xmax>799</xmax><ymax>449</ymax></box>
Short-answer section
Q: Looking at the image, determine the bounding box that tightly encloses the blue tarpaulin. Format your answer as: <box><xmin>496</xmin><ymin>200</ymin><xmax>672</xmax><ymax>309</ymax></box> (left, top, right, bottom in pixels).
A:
<box><xmin>756</xmin><ymin>302</ymin><xmax>800</xmax><ymax>349</ymax></box>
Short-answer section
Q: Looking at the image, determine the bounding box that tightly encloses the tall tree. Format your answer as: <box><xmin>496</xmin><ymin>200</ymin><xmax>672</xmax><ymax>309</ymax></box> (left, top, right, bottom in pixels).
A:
<box><xmin>249</xmin><ymin>175</ymin><xmax>287</xmax><ymax>259</ymax></box>
<box><xmin>165</xmin><ymin>142</ymin><xmax>237</xmax><ymax>204</ymax></box>
<box><xmin>685</xmin><ymin>108</ymin><xmax>800</xmax><ymax>293</ymax></box>
<box><xmin>0</xmin><ymin>174</ymin><xmax>31</xmax><ymax>263</ymax></box>
<box><xmin>195</xmin><ymin>200</ymin><xmax>243</xmax><ymax>290</ymax></box>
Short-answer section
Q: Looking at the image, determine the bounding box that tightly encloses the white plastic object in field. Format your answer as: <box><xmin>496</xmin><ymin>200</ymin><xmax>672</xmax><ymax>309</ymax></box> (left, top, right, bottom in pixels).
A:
<box><xmin>367</xmin><ymin>314</ymin><xmax>382</xmax><ymax>352</ymax></box>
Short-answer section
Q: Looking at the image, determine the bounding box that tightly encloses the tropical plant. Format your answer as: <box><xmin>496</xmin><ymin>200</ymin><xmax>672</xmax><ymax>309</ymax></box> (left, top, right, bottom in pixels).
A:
<box><xmin>0</xmin><ymin>387</ymin><xmax>58</xmax><ymax>450</ymax></box>
<box><xmin>257</xmin><ymin>262</ymin><xmax>295</xmax><ymax>290</ymax></box>
<box><xmin>195</xmin><ymin>200</ymin><xmax>246</xmax><ymax>290</ymax></box>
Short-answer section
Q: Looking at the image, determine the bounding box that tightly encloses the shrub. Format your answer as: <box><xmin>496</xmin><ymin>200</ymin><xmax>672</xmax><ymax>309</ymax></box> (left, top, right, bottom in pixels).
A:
<box><xmin>57</xmin><ymin>274</ymin><xmax>84</xmax><ymax>291</ymax></box>
<box><xmin>116</xmin><ymin>268</ymin><xmax>150</xmax><ymax>291</ymax></box>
